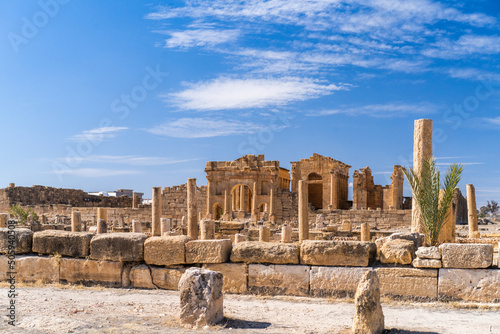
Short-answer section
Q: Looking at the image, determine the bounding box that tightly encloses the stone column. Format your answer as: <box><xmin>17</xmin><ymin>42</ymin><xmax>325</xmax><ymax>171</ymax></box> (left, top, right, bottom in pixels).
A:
<box><xmin>438</xmin><ymin>188</ymin><xmax>457</xmax><ymax>244</ymax></box>
<box><xmin>234</xmin><ymin>233</ymin><xmax>246</xmax><ymax>244</ymax></box>
<box><xmin>71</xmin><ymin>211</ymin><xmax>81</xmax><ymax>232</ymax></box>
<box><xmin>251</xmin><ymin>182</ymin><xmax>258</xmax><ymax>222</ymax></box>
<box><xmin>360</xmin><ymin>223</ymin><xmax>370</xmax><ymax>241</ymax></box>
<box><xmin>342</xmin><ymin>220</ymin><xmax>352</xmax><ymax>233</ymax></box>
<box><xmin>97</xmin><ymin>208</ymin><xmax>107</xmax><ymax>222</ymax></box>
<box><xmin>239</xmin><ymin>185</ymin><xmax>245</xmax><ymax>211</ymax></box>
<box><xmin>200</xmin><ymin>219</ymin><xmax>215</xmax><ymax>240</ymax></box>
<box><xmin>82</xmin><ymin>220</ymin><xmax>87</xmax><ymax>231</ymax></box>
<box><xmin>281</xmin><ymin>224</ymin><xmax>292</xmax><ymax>243</ymax></box>
<box><xmin>152</xmin><ymin>187</ymin><xmax>162</xmax><ymax>236</ymax></box>
<box><xmin>41</xmin><ymin>214</ymin><xmax>47</xmax><ymax>224</ymax></box>
<box><xmin>0</xmin><ymin>213</ymin><xmax>8</xmax><ymax>228</ymax></box>
<box><xmin>161</xmin><ymin>218</ymin><xmax>171</xmax><ymax>235</ymax></box>
<box><xmin>298</xmin><ymin>180</ymin><xmax>309</xmax><ymax>242</ymax></box>
<box><xmin>132</xmin><ymin>192</ymin><xmax>139</xmax><ymax>208</ymax></box>
<box><xmin>269</xmin><ymin>186</ymin><xmax>275</xmax><ymax>221</ymax></box>
<box><xmin>187</xmin><ymin>178</ymin><xmax>199</xmax><ymax>239</ymax></box>
<box><xmin>206</xmin><ymin>181</ymin><xmax>211</xmax><ymax>218</ymax></box>
<box><xmin>330</xmin><ymin>171</ymin><xmax>339</xmax><ymax>210</ymax></box>
<box><xmin>466</xmin><ymin>184</ymin><xmax>479</xmax><ymax>238</ymax></box>
<box><xmin>97</xmin><ymin>218</ymin><xmax>107</xmax><ymax>234</ymax></box>
<box><xmin>259</xmin><ymin>226</ymin><xmax>270</xmax><ymax>242</ymax></box>
<box><xmin>132</xmin><ymin>220</ymin><xmax>142</xmax><ymax>233</ymax></box>
<box><xmin>412</xmin><ymin>119</ymin><xmax>433</xmax><ymax>234</ymax></box>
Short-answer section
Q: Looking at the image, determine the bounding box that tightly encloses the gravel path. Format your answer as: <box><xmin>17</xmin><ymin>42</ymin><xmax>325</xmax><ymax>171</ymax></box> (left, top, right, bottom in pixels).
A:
<box><xmin>0</xmin><ymin>285</ymin><xmax>499</xmax><ymax>334</ymax></box>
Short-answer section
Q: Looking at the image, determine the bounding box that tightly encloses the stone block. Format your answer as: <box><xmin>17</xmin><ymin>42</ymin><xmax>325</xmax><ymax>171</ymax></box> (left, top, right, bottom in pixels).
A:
<box><xmin>179</xmin><ymin>268</ymin><xmax>224</xmax><ymax>327</ymax></box>
<box><xmin>0</xmin><ymin>228</ymin><xmax>33</xmax><ymax>254</ymax></box>
<box><xmin>376</xmin><ymin>267</ymin><xmax>438</xmax><ymax>300</ymax></box>
<box><xmin>32</xmin><ymin>230</ymin><xmax>93</xmax><ymax>258</ymax></box>
<box><xmin>90</xmin><ymin>233</ymin><xmax>148</xmax><ymax>261</ymax></box>
<box><xmin>230</xmin><ymin>241</ymin><xmax>299</xmax><ymax>265</ymax></box>
<box><xmin>438</xmin><ymin>269</ymin><xmax>500</xmax><ymax>302</ymax></box>
<box><xmin>151</xmin><ymin>266</ymin><xmax>187</xmax><ymax>290</ymax></box>
<box><xmin>379</xmin><ymin>239</ymin><xmax>416</xmax><ymax>265</ymax></box>
<box><xmin>203</xmin><ymin>263</ymin><xmax>247</xmax><ymax>294</ymax></box>
<box><xmin>439</xmin><ymin>243</ymin><xmax>493</xmax><ymax>269</ymax></box>
<box><xmin>144</xmin><ymin>236</ymin><xmax>191</xmax><ymax>266</ymax></box>
<box><xmin>185</xmin><ymin>239</ymin><xmax>232</xmax><ymax>264</ymax></box>
<box><xmin>310</xmin><ymin>266</ymin><xmax>372</xmax><ymax>298</ymax></box>
<box><xmin>248</xmin><ymin>264</ymin><xmax>309</xmax><ymax>296</ymax></box>
<box><xmin>415</xmin><ymin>246</ymin><xmax>441</xmax><ymax>259</ymax></box>
<box><xmin>300</xmin><ymin>240</ymin><xmax>376</xmax><ymax>267</ymax></box>
<box><xmin>412</xmin><ymin>258</ymin><xmax>442</xmax><ymax>268</ymax></box>
<box><xmin>353</xmin><ymin>271</ymin><xmax>384</xmax><ymax>334</ymax></box>
<box><xmin>130</xmin><ymin>264</ymin><xmax>155</xmax><ymax>289</ymax></box>
<box><xmin>60</xmin><ymin>258</ymin><xmax>122</xmax><ymax>287</ymax></box>
<box><xmin>17</xmin><ymin>256</ymin><xmax>59</xmax><ymax>283</ymax></box>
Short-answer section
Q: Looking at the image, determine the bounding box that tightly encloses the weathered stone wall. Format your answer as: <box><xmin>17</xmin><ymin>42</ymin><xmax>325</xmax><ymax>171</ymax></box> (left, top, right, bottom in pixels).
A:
<box><xmin>0</xmin><ymin>185</ymin><xmax>133</xmax><ymax>211</ymax></box>
<box><xmin>323</xmin><ymin>210</ymin><xmax>412</xmax><ymax>229</ymax></box>
<box><xmin>161</xmin><ymin>184</ymin><xmax>207</xmax><ymax>221</ymax></box>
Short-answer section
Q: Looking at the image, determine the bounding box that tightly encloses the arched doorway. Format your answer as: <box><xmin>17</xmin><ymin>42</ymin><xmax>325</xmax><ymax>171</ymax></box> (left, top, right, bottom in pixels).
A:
<box><xmin>212</xmin><ymin>202</ymin><xmax>223</xmax><ymax>220</ymax></box>
<box><xmin>307</xmin><ymin>173</ymin><xmax>323</xmax><ymax>210</ymax></box>
<box><xmin>231</xmin><ymin>184</ymin><xmax>253</xmax><ymax>213</ymax></box>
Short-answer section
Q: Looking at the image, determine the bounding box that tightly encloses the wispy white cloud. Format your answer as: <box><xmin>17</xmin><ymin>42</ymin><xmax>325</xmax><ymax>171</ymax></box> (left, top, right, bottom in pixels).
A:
<box><xmin>447</xmin><ymin>68</ymin><xmax>500</xmax><ymax>82</ymax></box>
<box><xmin>56</xmin><ymin>155</ymin><xmax>200</xmax><ymax>166</ymax></box>
<box><xmin>307</xmin><ymin>102</ymin><xmax>441</xmax><ymax>118</ymax></box>
<box><xmin>52</xmin><ymin>168</ymin><xmax>140</xmax><ymax>177</ymax></box>
<box><xmin>436</xmin><ymin>162</ymin><xmax>484</xmax><ymax>166</ymax></box>
<box><xmin>423</xmin><ymin>35</ymin><xmax>500</xmax><ymax>59</ymax></box>
<box><xmin>162</xmin><ymin>29</ymin><xmax>240</xmax><ymax>48</ymax></box>
<box><xmin>169</xmin><ymin>77</ymin><xmax>346</xmax><ymax>111</ymax></box>
<box><xmin>148</xmin><ymin>118</ymin><xmax>264</xmax><ymax>138</ymax></box>
<box><xmin>68</xmin><ymin>127</ymin><xmax>128</xmax><ymax>142</ymax></box>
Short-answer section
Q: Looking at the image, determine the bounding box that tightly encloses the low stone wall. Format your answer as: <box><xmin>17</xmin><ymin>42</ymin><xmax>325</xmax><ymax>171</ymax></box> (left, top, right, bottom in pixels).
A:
<box><xmin>1</xmin><ymin>229</ymin><xmax>498</xmax><ymax>303</ymax></box>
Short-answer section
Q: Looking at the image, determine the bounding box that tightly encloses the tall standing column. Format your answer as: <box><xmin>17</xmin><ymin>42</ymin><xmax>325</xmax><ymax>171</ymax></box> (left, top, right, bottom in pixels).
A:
<box><xmin>298</xmin><ymin>180</ymin><xmax>309</xmax><ymax>242</ymax></box>
<box><xmin>206</xmin><ymin>181</ymin><xmax>211</xmax><ymax>218</ymax></box>
<box><xmin>152</xmin><ymin>187</ymin><xmax>162</xmax><ymax>236</ymax></box>
<box><xmin>239</xmin><ymin>185</ymin><xmax>245</xmax><ymax>211</ymax></box>
<box><xmin>466</xmin><ymin>184</ymin><xmax>479</xmax><ymax>238</ymax></box>
<box><xmin>187</xmin><ymin>178</ymin><xmax>198</xmax><ymax>239</ymax></box>
<box><xmin>132</xmin><ymin>192</ymin><xmax>139</xmax><ymax>208</ymax></box>
<box><xmin>97</xmin><ymin>208</ymin><xmax>107</xmax><ymax>222</ymax></box>
<box><xmin>360</xmin><ymin>223</ymin><xmax>370</xmax><ymax>241</ymax></box>
<box><xmin>251</xmin><ymin>182</ymin><xmax>258</xmax><ymax>222</ymax></box>
<box><xmin>330</xmin><ymin>171</ymin><xmax>339</xmax><ymax>210</ymax></box>
<box><xmin>71</xmin><ymin>211</ymin><xmax>81</xmax><ymax>232</ymax></box>
<box><xmin>412</xmin><ymin>119</ymin><xmax>433</xmax><ymax>234</ymax></box>
<box><xmin>269</xmin><ymin>186</ymin><xmax>275</xmax><ymax>221</ymax></box>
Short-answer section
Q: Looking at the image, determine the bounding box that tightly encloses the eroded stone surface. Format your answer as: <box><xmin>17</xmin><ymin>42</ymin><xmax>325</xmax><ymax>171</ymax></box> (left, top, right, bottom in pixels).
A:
<box><xmin>203</xmin><ymin>263</ymin><xmax>247</xmax><ymax>294</ymax></box>
<box><xmin>415</xmin><ymin>246</ymin><xmax>441</xmax><ymax>259</ymax></box>
<box><xmin>376</xmin><ymin>267</ymin><xmax>438</xmax><ymax>300</ymax></box>
<box><xmin>379</xmin><ymin>239</ymin><xmax>415</xmax><ymax>265</ymax></box>
<box><xmin>230</xmin><ymin>241</ymin><xmax>299</xmax><ymax>264</ymax></box>
<box><xmin>353</xmin><ymin>270</ymin><xmax>384</xmax><ymax>334</ymax></box>
<box><xmin>412</xmin><ymin>258</ymin><xmax>442</xmax><ymax>268</ymax></box>
<box><xmin>300</xmin><ymin>240</ymin><xmax>376</xmax><ymax>267</ymax></box>
<box><xmin>144</xmin><ymin>236</ymin><xmax>191</xmax><ymax>266</ymax></box>
<box><xmin>60</xmin><ymin>258</ymin><xmax>122</xmax><ymax>287</ymax></box>
<box><xmin>130</xmin><ymin>264</ymin><xmax>156</xmax><ymax>289</ymax></box>
<box><xmin>90</xmin><ymin>233</ymin><xmax>148</xmax><ymax>261</ymax></box>
<box><xmin>185</xmin><ymin>239</ymin><xmax>232</xmax><ymax>264</ymax></box>
<box><xmin>32</xmin><ymin>230</ymin><xmax>93</xmax><ymax>258</ymax></box>
<box><xmin>248</xmin><ymin>264</ymin><xmax>309</xmax><ymax>296</ymax></box>
<box><xmin>151</xmin><ymin>266</ymin><xmax>186</xmax><ymax>290</ymax></box>
<box><xmin>179</xmin><ymin>268</ymin><xmax>224</xmax><ymax>327</ymax></box>
<box><xmin>438</xmin><ymin>268</ymin><xmax>500</xmax><ymax>302</ymax></box>
<box><xmin>0</xmin><ymin>227</ymin><xmax>33</xmax><ymax>254</ymax></box>
<box><xmin>439</xmin><ymin>243</ymin><xmax>493</xmax><ymax>269</ymax></box>
<box><xmin>17</xmin><ymin>256</ymin><xmax>59</xmax><ymax>283</ymax></box>
<box><xmin>310</xmin><ymin>266</ymin><xmax>371</xmax><ymax>298</ymax></box>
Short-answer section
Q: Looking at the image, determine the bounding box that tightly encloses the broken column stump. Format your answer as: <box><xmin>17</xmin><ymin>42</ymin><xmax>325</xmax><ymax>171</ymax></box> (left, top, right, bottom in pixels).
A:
<box><xmin>352</xmin><ymin>270</ymin><xmax>384</xmax><ymax>334</ymax></box>
<box><xmin>179</xmin><ymin>267</ymin><xmax>224</xmax><ymax>327</ymax></box>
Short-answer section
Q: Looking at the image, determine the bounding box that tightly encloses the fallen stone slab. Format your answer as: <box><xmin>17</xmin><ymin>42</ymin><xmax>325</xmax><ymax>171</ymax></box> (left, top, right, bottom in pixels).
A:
<box><xmin>0</xmin><ymin>227</ymin><xmax>33</xmax><ymax>254</ymax></box>
<box><xmin>32</xmin><ymin>230</ymin><xmax>94</xmax><ymax>258</ymax></box>
<box><xmin>179</xmin><ymin>267</ymin><xmax>224</xmax><ymax>327</ymax></box>
<box><xmin>144</xmin><ymin>236</ymin><xmax>191</xmax><ymax>266</ymax></box>
<box><xmin>185</xmin><ymin>239</ymin><xmax>232</xmax><ymax>264</ymax></box>
<box><xmin>90</xmin><ymin>233</ymin><xmax>148</xmax><ymax>261</ymax></box>
<box><xmin>248</xmin><ymin>264</ymin><xmax>309</xmax><ymax>296</ymax></box>
<box><xmin>230</xmin><ymin>241</ymin><xmax>299</xmax><ymax>265</ymax></box>
<box><xmin>300</xmin><ymin>240</ymin><xmax>376</xmax><ymax>267</ymax></box>
<box><xmin>439</xmin><ymin>243</ymin><xmax>493</xmax><ymax>269</ymax></box>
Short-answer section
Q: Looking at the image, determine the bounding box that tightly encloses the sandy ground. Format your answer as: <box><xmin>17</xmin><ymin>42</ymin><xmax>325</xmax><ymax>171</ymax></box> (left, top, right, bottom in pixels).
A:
<box><xmin>0</xmin><ymin>284</ymin><xmax>499</xmax><ymax>334</ymax></box>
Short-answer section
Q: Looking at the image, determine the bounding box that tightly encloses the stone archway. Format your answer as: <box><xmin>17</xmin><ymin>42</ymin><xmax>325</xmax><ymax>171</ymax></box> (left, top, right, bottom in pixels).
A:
<box><xmin>231</xmin><ymin>184</ymin><xmax>253</xmax><ymax>213</ymax></box>
<box><xmin>212</xmin><ymin>202</ymin><xmax>223</xmax><ymax>220</ymax></box>
<box><xmin>307</xmin><ymin>172</ymin><xmax>323</xmax><ymax>210</ymax></box>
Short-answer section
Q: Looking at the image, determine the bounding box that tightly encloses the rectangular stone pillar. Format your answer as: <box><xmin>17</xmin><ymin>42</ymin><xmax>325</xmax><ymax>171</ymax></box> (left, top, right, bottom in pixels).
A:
<box><xmin>281</xmin><ymin>224</ymin><xmax>292</xmax><ymax>243</ymax></box>
<box><xmin>360</xmin><ymin>223</ymin><xmax>370</xmax><ymax>241</ymax></box>
<box><xmin>466</xmin><ymin>184</ymin><xmax>479</xmax><ymax>238</ymax></box>
<box><xmin>132</xmin><ymin>192</ymin><xmax>139</xmax><ymax>208</ymax></box>
<box><xmin>200</xmin><ymin>220</ymin><xmax>215</xmax><ymax>240</ymax></box>
<box><xmin>71</xmin><ymin>211</ymin><xmax>81</xmax><ymax>232</ymax></box>
<box><xmin>206</xmin><ymin>181</ymin><xmax>212</xmax><ymax>218</ymax></box>
<box><xmin>0</xmin><ymin>213</ymin><xmax>9</xmax><ymax>228</ymax></box>
<box><xmin>298</xmin><ymin>180</ymin><xmax>309</xmax><ymax>242</ymax></box>
<box><xmin>132</xmin><ymin>220</ymin><xmax>142</xmax><ymax>233</ymax></box>
<box><xmin>269</xmin><ymin>187</ymin><xmax>275</xmax><ymax>222</ymax></box>
<box><xmin>251</xmin><ymin>182</ymin><xmax>258</xmax><ymax>222</ymax></box>
<box><xmin>330</xmin><ymin>171</ymin><xmax>339</xmax><ymax>209</ymax></box>
<box><xmin>259</xmin><ymin>226</ymin><xmax>270</xmax><ymax>242</ymax></box>
<box><xmin>161</xmin><ymin>217</ymin><xmax>171</xmax><ymax>235</ymax></box>
<box><xmin>438</xmin><ymin>188</ymin><xmax>457</xmax><ymax>244</ymax></box>
<box><xmin>187</xmin><ymin>178</ymin><xmax>199</xmax><ymax>239</ymax></box>
<box><xmin>152</xmin><ymin>187</ymin><xmax>162</xmax><ymax>236</ymax></box>
<box><xmin>97</xmin><ymin>219</ymin><xmax>107</xmax><ymax>234</ymax></box>
<box><xmin>97</xmin><ymin>208</ymin><xmax>107</xmax><ymax>222</ymax></box>
<box><xmin>412</xmin><ymin>119</ymin><xmax>433</xmax><ymax>234</ymax></box>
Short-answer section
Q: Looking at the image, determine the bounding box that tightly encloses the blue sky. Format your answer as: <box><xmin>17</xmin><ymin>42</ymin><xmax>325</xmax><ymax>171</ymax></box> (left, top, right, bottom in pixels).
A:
<box><xmin>1</xmin><ymin>0</ymin><xmax>499</xmax><ymax>206</ymax></box>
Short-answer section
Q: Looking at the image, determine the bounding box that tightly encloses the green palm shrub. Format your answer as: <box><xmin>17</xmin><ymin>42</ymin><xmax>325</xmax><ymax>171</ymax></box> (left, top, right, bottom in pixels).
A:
<box><xmin>403</xmin><ymin>158</ymin><xmax>463</xmax><ymax>246</ymax></box>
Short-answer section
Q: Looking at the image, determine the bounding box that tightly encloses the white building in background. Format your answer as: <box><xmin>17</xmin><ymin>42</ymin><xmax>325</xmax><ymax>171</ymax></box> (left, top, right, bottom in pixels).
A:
<box><xmin>88</xmin><ymin>189</ymin><xmax>144</xmax><ymax>199</ymax></box>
